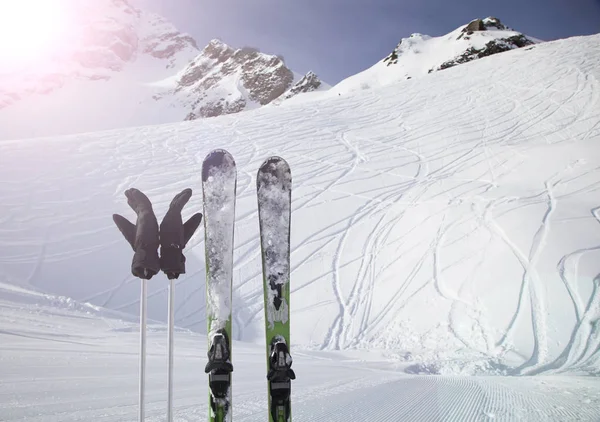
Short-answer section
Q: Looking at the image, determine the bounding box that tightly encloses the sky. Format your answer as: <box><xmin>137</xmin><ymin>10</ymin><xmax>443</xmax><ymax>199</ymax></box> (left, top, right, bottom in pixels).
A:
<box><xmin>148</xmin><ymin>0</ymin><xmax>598</xmax><ymax>84</ymax></box>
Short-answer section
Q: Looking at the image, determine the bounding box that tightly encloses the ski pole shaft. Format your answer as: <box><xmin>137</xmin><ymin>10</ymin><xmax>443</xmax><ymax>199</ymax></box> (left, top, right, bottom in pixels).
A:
<box><xmin>139</xmin><ymin>278</ymin><xmax>148</xmax><ymax>422</ymax></box>
<box><xmin>167</xmin><ymin>278</ymin><xmax>175</xmax><ymax>422</ymax></box>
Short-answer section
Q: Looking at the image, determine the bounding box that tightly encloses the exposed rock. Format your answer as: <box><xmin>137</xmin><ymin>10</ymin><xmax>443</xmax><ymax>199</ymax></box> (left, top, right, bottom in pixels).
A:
<box><xmin>176</xmin><ymin>41</ymin><xmax>234</xmax><ymax>88</ymax></box>
<box><xmin>240</xmin><ymin>51</ymin><xmax>294</xmax><ymax>104</ymax></box>
<box><xmin>481</xmin><ymin>17</ymin><xmax>507</xmax><ymax>30</ymax></box>
<box><xmin>461</xmin><ymin>17</ymin><xmax>506</xmax><ymax>35</ymax></box>
<box><xmin>383</xmin><ymin>48</ymin><xmax>399</xmax><ymax>66</ymax></box>
<box><xmin>383</xmin><ymin>33</ymin><xmax>432</xmax><ymax>67</ymax></box>
<box><xmin>284</xmin><ymin>71</ymin><xmax>323</xmax><ymax>99</ymax></box>
<box><xmin>437</xmin><ymin>34</ymin><xmax>535</xmax><ymax>71</ymax></box>
<box><xmin>464</xmin><ymin>19</ymin><xmax>485</xmax><ymax>33</ymax></box>
<box><xmin>458</xmin><ymin>17</ymin><xmax>509</xmax><ymax>40</ymax></box>
<box><xmin>176</xmin><ymin>42</ymin><xmax>303</xmax><ymax>119</ymax></box>
<box><xmin>202</xmin><ymin>39</ymin><xmax>235</xmax><ymax>62</ymax></box>
<box><xmin>185</xmin><ymin>98</ymin><xmax>246</xmax><ymax>119</ymax></box>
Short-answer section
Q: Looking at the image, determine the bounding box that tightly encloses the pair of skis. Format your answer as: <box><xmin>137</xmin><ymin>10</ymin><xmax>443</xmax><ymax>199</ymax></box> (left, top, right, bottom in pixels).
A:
<box><xmin>202</xmin><ymin>149</ymin><xmax>295</xmax><ymax>422</ymax></box>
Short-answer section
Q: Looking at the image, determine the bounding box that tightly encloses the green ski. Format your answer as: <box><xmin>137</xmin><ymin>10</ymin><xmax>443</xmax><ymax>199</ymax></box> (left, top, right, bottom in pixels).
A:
<box><xmin>257</xmin><ymin>157</ymin><xmax>296</xmax><ymax>422</ymax></box>
<box><xmin>202</xmin><ymin>149</ymin><xmax>237</xmax><ymax>422</ymax></box>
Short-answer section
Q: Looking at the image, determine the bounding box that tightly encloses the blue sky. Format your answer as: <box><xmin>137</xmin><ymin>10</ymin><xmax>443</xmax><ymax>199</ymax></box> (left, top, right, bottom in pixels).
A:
<box><xmin>146</xmin><ymin>0</ymin><xmax>600</xmax><ymax>84</ymax></box>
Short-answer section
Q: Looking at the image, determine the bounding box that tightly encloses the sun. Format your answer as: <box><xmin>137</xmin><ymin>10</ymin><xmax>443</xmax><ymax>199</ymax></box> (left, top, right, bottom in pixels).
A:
<box><xmin>0</xmin><ymin>0</ymin><xmax>70</xmax><ymax>70</ymax></box>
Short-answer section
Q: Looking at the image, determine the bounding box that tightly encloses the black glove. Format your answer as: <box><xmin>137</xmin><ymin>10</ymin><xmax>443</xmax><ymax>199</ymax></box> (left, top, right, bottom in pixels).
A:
<box><xmin>159</xmin><ymin>188</ymin><xmax>202</xmax><ymax>279</ymax></box>
<box><xmin>112</xmin><ymin>188</ymin><xmax>160</xmax><ymax>280</ymax></box>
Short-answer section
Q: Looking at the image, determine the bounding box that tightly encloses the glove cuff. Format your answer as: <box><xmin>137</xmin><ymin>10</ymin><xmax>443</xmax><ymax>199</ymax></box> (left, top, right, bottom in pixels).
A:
<box><xmin>160</xmin><ymin>245</ymin><xmax>186</xmax><ymax>277</ymax></box>
<box><xmin>132</xmin><ymin>248</ymin><xmax>160</xmax><ymax>279</ymax></box>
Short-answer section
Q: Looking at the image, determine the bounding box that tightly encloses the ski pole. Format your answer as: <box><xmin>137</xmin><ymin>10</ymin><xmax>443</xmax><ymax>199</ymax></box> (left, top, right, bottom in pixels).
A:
<box><xmin>156</xmin><ymin>188</ymin><xmax>202</xmax><ymax>421</ymax></box>
<box><xmin>167</xmin><ymin>278</ymin><xmax>175</xmax><ymax>422</ymax></box>
<box><xmin>139</xmin><ymin>277</ymin><xmax>148</xmax><ymax>422</ymax></box>
<box><xmin>113</xmin><ymin>188</ymin><xmax>161</xmax><ymax>422</ymax></box>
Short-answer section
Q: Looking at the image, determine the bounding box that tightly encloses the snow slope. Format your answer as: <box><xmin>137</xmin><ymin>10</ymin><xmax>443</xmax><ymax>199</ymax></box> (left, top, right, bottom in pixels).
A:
<box><xmin>2</xmin><ymin>286</ymin><xmax>599</xmax><ymax>421</ymax></box>
<box><xmin>1</xmin><ymin>32</ymin><xmax>600</xmax><ymax>384</ymax></box>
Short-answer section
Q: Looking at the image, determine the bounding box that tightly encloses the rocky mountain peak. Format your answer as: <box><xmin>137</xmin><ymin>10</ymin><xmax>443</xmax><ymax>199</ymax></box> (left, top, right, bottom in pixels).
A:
<box><xmin>441</xmin><ymin>17</ymin><xmax>535</xmax><ymax>71</ymax></box>
<box><xmin>462</xmin><ymin>17</ymin><xmax>507</xmax><ymax>33</ymax></box>
<box><xmin>176</xmin><ymin>41</ymin><xmax>325</xmax><ymax>120</ymax></box>
<box><xmin>382</xmin><ymin>16</ymin><xmax>537</xmax><ymax>73</ymax></box>
<box><xmin>283</xmin><ymin>71</ymin><xmax>323</xmax><ymax>99</ymax></box>
<box><xmin>202</xmin><ymin>39</ymin><xmax>235</xmax><ymax>61</ymax></box>
<box><xmin>332</xmin><ymin>16</ymin><xmax>541</xmax><ymax>94</ymax></box>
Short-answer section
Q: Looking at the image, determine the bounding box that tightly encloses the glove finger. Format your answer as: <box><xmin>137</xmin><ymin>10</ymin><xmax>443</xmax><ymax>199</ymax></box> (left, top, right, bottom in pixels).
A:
<box><xmin>113</xmin><ymin>214</ymin><xmax>136</xmax><ymax>249</ymax></box>
<box><xmin>168</xmin><ymin>188</ymin><xmax>193</xmax><ymax>212</ymax></box>
<box><xmin>183</xmin><ymin>213</ymin><xmax>203</xmax><ymax>246</ymax></box>
<box><xmin>125</xmin><ymin>188</ymin><xmax>153</xmax><ymax>214</ymax></box>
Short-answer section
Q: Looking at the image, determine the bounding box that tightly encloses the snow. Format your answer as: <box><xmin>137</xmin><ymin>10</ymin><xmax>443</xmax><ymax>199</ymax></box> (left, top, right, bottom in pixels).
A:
<box><xmin>1</xmin><ymin>28</ymin><xmax>600</xmax><ymax>420</ymax></box>
<box><xmin>202</xmin><ymin>150</ymin><xmax>237</xmax><ymax>337</ymax></box>
<box><xmin>1</xmin><ymin>288</ymin><xmax>599</xmax><ymax>421</ymax></box>
<box><xmin>0</xmin><ymin>59</ymin><xmax>189</xmax><ymax>139</ymax></box>
<box><xmin>257</xmin><ymin>158</ymin><xmax>292</xmax><ymax>329</ymax></box>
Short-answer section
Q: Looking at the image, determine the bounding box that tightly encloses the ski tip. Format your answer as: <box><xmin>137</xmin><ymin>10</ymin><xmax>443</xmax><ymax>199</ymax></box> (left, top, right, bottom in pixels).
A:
<box><xmin>257</xmin><ymin>156</ymin><xmax>291</xmax><ymax>180</ymax></box>
<box><xmin>259</xmin><ymin>156</ymin><xmax>288</xmax><ymax>169</ymax></box>
<box><xmin>202</xmin><ymin>149</ymin><xmax>236</xmax><ymax>182</ymax></box>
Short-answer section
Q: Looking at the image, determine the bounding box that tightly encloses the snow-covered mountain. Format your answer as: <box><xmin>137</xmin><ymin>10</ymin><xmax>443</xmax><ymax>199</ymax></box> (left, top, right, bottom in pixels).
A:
<box><xmin>0</xmin><ymin>0</ymin><xmax>325</xmax><ymax>140</ymax></box>
<box><xmin>170</xmin><ymin>40</ymin><xmax>327</xmax><ymax>120</ymax></box>
<box><xmin>1</xmin><ymin>30</ymin><xmax>599</xmax><ymax>380</ymax></box>
<box><xmin>0</xmin><ymin>0</ymin><xmax>199</xmax><ymax>104</ymax></box>
<box><xmin>333</xmin><ymin>17</ymin><xmax>538</xmax><ymax>93</ymax></box>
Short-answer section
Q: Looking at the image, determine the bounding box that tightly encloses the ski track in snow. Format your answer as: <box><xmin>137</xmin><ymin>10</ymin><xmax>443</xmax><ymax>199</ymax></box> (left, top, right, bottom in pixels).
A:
<box><xmin>0</xmin><ymin>34</ymin><xmax>599</xmax><ymax>380</ymax></box>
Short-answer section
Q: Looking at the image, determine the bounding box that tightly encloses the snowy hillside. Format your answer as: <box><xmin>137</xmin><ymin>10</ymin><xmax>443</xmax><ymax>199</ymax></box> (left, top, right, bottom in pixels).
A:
<box><xmin>0</xmin><ymin>0</ymin><xmax>325</xmax><ymax>140</ymax></box>
<box><xmin>333</xmin><ymin>17</ymin><xmax>538</xmax><ymax>94</ymax></box>
<box><xmin>1</xmin><ymin>28</ymin><xmax>600</xmax><ymax>386</ymax></box>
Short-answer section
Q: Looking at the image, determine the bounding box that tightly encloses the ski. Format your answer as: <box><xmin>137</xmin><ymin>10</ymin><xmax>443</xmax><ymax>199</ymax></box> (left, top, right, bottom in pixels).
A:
<box><xmin>202</xmin><ymin>149</ymin><xmax>237</xmax><ymax>422</ymax></box>
<box><xmin>257</xmin><ymin>157</ymin><xmax>295</xmax><ymax>422</ymax></box>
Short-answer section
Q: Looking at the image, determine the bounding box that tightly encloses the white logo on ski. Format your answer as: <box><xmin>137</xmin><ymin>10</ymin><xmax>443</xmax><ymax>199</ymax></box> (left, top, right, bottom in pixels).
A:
<box><xmin>266</xmin><ymin>297</ymin><xmax>289</xmax><ymax>328</ymax></box>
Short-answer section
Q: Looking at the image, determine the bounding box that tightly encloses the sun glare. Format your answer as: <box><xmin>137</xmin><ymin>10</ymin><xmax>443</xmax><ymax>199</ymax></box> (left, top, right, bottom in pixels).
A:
<box><xmin>0</xmin><ymin>0</ymin><xmax>69</xmax><ymax>70</ymax></box>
